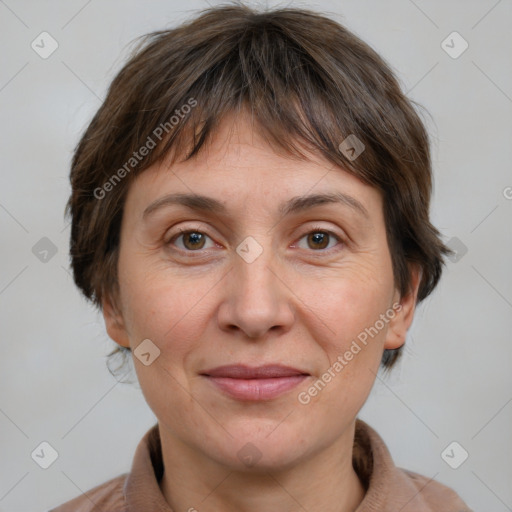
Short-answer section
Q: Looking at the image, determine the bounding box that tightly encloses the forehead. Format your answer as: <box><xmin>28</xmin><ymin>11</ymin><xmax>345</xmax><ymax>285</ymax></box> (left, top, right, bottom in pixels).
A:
<box><xmin>123</xmin><ymin>112</ymin><xmax>382</xmax><ymax>221</ymax></box>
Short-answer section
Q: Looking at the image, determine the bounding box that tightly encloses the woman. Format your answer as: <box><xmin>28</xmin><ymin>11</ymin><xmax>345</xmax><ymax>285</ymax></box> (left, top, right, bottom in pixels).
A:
<box><xmin>52</xmin><ymin>3</ymin><xmax>471</xmax><ymax>511</ymax></box>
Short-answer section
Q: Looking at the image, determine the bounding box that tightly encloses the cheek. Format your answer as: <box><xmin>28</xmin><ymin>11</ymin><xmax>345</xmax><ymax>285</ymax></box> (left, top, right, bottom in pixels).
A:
<box><xmin>117</xmin><ymin>250</ymin><xmax>224</xmax><ymax>382</ymax></box>
<box><xmin>296</xmin><ymin>289</ymin><xmax>391</xmax><ymax>425</ymax></box>
<box><xmin>307</xmin><ymin>260</ymin><xmax>395</xmax><ymax>345</ymax></box>
<box><xmin>122</xmin><ymin>273</ymin><xmax>205</xmax><ymax>351</ymax></box>
<box><xmin>302</xmin><ymin>260</ymin><xmax>395</xmax><ymax>392</ymax></box>
<box><xmin>119</xmin><ymin>270</ymin><xmax>212</xmax><ymax>420</ymax></box>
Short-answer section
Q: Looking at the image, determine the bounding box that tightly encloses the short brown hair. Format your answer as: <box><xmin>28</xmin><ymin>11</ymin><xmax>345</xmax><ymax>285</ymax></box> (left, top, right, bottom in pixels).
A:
<box><xmin>66</xmin><ymin>3</ymin><xmax>450</xmax><ymax>370</ymax></box>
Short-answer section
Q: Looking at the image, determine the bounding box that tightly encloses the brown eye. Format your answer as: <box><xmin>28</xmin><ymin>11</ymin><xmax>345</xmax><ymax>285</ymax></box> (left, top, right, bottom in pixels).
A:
<box><xmin>307</xmin><ymin>232</ymin><xmax>330</xmax><ymax>250</ymax></box>
<box><xmin>169</xmin><ymin>229</ymin><xmax>214</xmax><ymax>251</ymax></box>
<box><xmin>182</xmin><ymin>231</ymin><xmax>206</xmax><ymax>250</ymax></box>
<box><xmin>295</xmin><ymin>228</ymin><xmax>343</xmax><ymax>253</ymax></box>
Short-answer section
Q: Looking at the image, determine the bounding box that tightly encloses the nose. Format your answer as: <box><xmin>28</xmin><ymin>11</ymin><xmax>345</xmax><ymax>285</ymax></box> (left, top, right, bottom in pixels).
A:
<box><xmin>216</xmin><ymin>244</ymin><xmax>295</xmax><ymax>340</ymax></box>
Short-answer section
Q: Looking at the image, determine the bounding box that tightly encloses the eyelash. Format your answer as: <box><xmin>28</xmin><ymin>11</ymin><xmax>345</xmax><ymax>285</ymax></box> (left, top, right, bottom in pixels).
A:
<box><xmin>166</xmin><ymin>225</ymin><xmax>344</xmax><ymax>256</ymax></box>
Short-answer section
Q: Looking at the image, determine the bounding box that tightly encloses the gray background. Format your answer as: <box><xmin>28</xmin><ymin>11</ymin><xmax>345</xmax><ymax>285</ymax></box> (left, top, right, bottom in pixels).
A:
<box><xmin>1</xmin><ymin>0</ymin><xmax>511</xmax><ymax>511</ymax></box>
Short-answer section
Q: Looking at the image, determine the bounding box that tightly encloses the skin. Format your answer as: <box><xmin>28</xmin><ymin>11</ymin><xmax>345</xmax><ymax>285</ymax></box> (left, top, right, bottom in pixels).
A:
<box><xmin>103</xmin><ymin>110</ymin><xmax>420</xmax><ymax>512</ymax></box>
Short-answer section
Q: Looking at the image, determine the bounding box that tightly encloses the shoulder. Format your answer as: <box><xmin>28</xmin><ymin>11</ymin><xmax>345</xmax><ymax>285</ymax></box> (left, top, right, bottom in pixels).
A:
<box><xmin>399</xmin><ymin>468</ymin><xmax>472</xmax><ymax>511</ymax></box>
<box><xmin>49</xmin><ymin>473</ymin><xmax>128</xmax><ymax>512</ymax></box>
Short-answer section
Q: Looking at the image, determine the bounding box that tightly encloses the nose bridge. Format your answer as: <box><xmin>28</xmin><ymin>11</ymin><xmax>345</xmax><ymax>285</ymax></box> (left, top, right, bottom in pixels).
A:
<box><xmin>232</xmin><ymin>212</ymin><xmax>276</xmax><ymax>288</ymax></box>
<box><xmin>218</xmin><ymin>233</ymin><xmax>294</xmax><ymax>338</ymax></box>
<box><xmin>234</xmin><ymin>235</ymin><xmax>279</xmax><ymax>312</ymax></box>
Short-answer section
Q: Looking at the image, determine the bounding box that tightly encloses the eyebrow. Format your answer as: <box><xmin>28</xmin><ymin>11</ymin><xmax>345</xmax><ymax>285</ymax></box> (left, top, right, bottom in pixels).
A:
<box><xmin>142</xmin><ymin>191</ymin><xmax>369</xmax><ymax>220</ymax></box>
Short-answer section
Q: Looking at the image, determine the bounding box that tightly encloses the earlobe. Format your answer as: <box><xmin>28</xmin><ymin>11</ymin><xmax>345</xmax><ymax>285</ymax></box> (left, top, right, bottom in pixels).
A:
<box><xmin>384</xmin><ymin>265</ymin><xmax>422</xmax><ymax>350</ymax></box>
<box><xmin>102</xmin><ymin>293</ymin><xmax>131</xmax><ymax>348</ymax></box>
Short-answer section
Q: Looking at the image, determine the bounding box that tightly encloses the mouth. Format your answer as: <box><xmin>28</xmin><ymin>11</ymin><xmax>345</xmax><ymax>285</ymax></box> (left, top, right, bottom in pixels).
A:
<box><xmin>200</xmin><ymin>364</ymin><xmax>310</xmax><ymax>401</ymax></box>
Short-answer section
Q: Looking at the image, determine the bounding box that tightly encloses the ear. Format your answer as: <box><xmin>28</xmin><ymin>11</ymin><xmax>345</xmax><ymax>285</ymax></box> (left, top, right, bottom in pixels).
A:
<box><xmin>384</xmin><ymin>264</ymin><xmax>422</xmax><ymax>350</ymax></box>
<box><xmin>102</xmin><ymin>292</ymin><xmax>131</xmax><ymax>348</ymax></box>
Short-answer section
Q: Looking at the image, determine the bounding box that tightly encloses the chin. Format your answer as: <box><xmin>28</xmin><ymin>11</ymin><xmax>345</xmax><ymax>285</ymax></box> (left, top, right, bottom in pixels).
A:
<box><xmin>222</xmin><ymin>441</ymin><xmax>308</xmax><ymax>473</ymax></box>
<box><xmin>209</xmin><ymin>424</ymin><xmax>312</xmax><ymax>472</ymax></box>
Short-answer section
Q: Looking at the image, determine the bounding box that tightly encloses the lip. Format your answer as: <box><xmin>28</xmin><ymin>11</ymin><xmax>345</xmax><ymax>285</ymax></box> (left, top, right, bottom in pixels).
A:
<box><xmin>200</xmin><ymin>364</ymin><xmax>310</xmax><ymax>401</ymax></box>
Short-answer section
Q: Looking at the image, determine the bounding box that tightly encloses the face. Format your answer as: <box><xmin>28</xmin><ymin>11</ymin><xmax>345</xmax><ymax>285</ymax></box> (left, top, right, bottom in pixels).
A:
<box><xmin>103</xmin><ymin>111</ymin><xmax>419</xmax><ymax>471</ymax></box>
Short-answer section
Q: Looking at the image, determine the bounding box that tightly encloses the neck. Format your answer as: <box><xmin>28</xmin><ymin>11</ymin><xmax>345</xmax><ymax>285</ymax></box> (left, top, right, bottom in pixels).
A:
<box><xmin>158</xmin><ymin>421</ymin><xmax>366</xmax><ymax>512</ymax></box>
